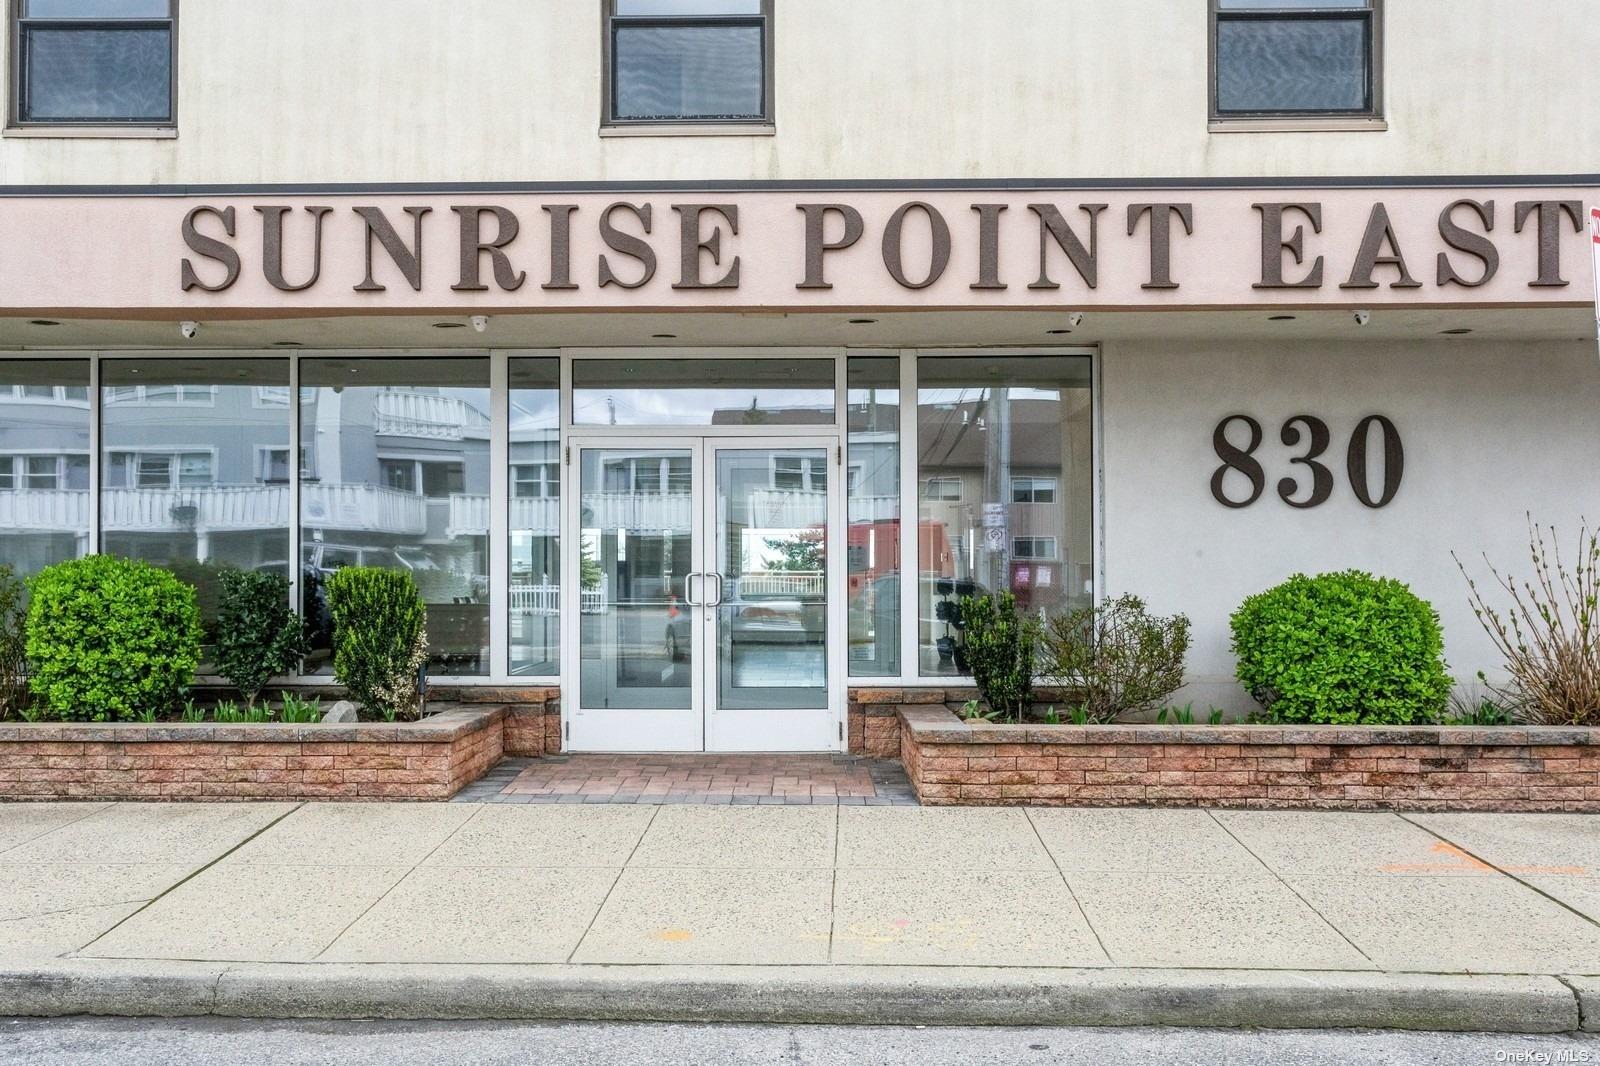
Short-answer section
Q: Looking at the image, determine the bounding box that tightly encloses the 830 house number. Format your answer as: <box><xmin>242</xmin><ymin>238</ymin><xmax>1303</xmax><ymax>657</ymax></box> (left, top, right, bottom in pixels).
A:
<box><xmin>1210</xmin><ymin>414</ymin><xmax>1403</xmax><ymax>509</ymax></box>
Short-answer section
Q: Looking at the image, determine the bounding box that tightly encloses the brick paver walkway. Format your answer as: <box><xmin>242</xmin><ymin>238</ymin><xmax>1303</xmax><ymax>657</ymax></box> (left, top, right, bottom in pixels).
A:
<box><xmin>453</xmin><ymin>754</ymin><xmax>918</xmax><ymax>805</ymax></box>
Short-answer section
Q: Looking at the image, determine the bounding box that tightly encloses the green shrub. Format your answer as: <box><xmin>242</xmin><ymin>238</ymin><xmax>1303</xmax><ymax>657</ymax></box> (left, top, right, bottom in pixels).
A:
<box><xmin>26</xmin><ymin>555</ymin><xmax>201</xmax><ymax>721</ymax></box>
<box><xmin>1040</xmin><ymin>594</ymin><xmax>1191</xmax><ymax>723</ymax></box>
<box><xmin>957</xmin><ymin>591</ymin><xmax>1040</xmax><ymax>723</ymax></box>
<box><xmin>326</xmin><ymin>566</ymin><xmax>427</xmax><ymax>721</ymax></box>
<box><xmin>214</xmin><ymin>569</ymin><xmax>305</xmax><ymax>707</ymax></box>
<box><xmin>1230</xmin><ymin>570</ymin><xmax>1451</xmax><ymax>725</ymax></box>
<box><xmin>0</xmin><ymin>565</ymin><xmax>27</xmax><ymax>720</ymax></box>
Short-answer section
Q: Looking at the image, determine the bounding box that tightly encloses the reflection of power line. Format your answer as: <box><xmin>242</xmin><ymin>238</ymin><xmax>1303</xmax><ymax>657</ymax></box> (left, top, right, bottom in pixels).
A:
<box><xmin>922</xmin><ymin>388</ymin><xmax>990</xmax><ymax>466</ymax></box>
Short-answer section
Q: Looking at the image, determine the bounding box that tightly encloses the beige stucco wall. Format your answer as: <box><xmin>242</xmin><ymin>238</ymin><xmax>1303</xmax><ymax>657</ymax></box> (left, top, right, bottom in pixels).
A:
<box><xmin>0</xmin><ymin>1</ymin><xmax>1594</xmax><ymax>186</ymax></box>
<box><xmin>1100</xmin><ymin>336</ymin><xmax>1600</xmax><ymax>714</ymax></box>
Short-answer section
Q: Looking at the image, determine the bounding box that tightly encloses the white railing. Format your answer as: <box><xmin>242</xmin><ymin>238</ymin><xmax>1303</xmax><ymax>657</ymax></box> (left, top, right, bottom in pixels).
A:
<box><xmin>0</xmin><ymin>489</ymin><xmax>89</xmax><ymax>532</ymax></box>
<box><xmin>510</xmin><ymin>580</ymin><xmax>609</xmax><ymax>614</ymax></box>
<box><xmin>0</xmin><ymin>484</ymin><xmax>429</xmax><ymax>536</ymax></box>
<box><xmin>579</xmin><ymin>491</ymin><xmax>693</xmax><ymax>530</ymax></box>
<box><xmin>739</xmin><ymin>571</ymin><xmax>825</xmax><ymax>598</ymax></box>
<box><xmin>373</xmin><ymin>392</ymin><xmax>490</xmax><ymax>441</ymax></box>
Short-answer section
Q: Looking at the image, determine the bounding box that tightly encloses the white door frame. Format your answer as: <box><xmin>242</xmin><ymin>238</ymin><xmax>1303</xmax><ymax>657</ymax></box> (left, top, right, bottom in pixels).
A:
<box><xmin>562</xmin><ymin>435</ymin><xmax>706</xmax><ymax>752</ymax></box>
<box><xmin>702</xmin><ymin>434</ymin><xmax>845</xmax><ymax>753</ymax></box>
<box><xmin>561</xmin><ymin>431</ymin><xmax>845</xmax><ymax>753</ymax></box>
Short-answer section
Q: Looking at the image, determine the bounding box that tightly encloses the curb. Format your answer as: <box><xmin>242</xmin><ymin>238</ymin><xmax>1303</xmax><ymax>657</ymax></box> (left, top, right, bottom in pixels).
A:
<box><xmin>0</xmin><ymin>961</ymin><xmax>1590</xmax><ymax>1032</ymax></box>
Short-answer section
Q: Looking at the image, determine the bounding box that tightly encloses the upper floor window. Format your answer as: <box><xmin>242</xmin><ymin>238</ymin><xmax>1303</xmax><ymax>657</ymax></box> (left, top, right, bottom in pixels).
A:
<box><xmin>603</xmin><ymin>0</ymin><xmax>772</xmax><ymax>128</ymax></box>
<box><xmin>1211</xmin><ymin>0</ymin><xmax>1380</xmax><ymax>123</ymax></box>
<box><xmin>11</xmin><ymin>0</ymin><xmax>176</xmax><ymax>128</ymax></box>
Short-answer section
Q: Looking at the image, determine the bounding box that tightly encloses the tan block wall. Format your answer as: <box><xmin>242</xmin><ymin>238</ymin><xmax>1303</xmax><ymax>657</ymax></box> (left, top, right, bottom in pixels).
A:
<box><xmin>0</xmin><ymin>709</ymin><xmax>505</xmax><ymax>801</ymax></box>
<box><xmin>900</xmin><ymin>710</ymin><xmax>1600</xmax><ymax>812</ymax></box>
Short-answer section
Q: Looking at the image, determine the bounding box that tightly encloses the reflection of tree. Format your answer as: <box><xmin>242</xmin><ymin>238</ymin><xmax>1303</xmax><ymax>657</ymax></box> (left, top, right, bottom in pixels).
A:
<box><xmin>764</xmin><ymin>531</ymin><xmax>823</xmax><ymax>572</ymax></box>
<box><xmin>581</xmin><ymin>551</ymin><xmax>603</xmax><ymax>590</ymax></box>
<box><xmin>739</xmin><ymin>398</ymin><xmax>769</xmax><ymax>425</ymax></box>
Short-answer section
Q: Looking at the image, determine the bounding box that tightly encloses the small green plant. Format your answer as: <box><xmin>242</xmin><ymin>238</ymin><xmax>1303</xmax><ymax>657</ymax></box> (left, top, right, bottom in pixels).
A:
<box><xmin>1158</xmin><ymin>704</ymin><xmax>1228</xmax><ymax>726</ymax></box>
<box><xmin>25</xmin><ymin>555</ymin><xmax>201</xmax><ymax>721</ymax></box>
<box><xmin>0</xmin><ymin>564</ymin><xmax>27</xmax><ymax>720</ymax></box>
<box><xmin>1440</xmin><ymin>680</ymin><xmax>1517</xmax><ymax>726</ymax></box>
<box><xmin>279</xmin><ymin>691</ymin><xmax>322</xmax><ymax>724</ymax></box>
<box><xmin>960</xmin><ymin>697</ymin><xmax>1002</xmax><ymax>723</ymax></box>
<box><xmin>326</xmin><ymin>567</ymin><xmax>428</xmax><ymax>721</ymax></box>
<box><xmin>957</xmin><ymin>591</ymin><xmax>1040</xmax><ymax>724</ymax></box>
<box><xmin>1208</xmin><ymin>707</ymin><xmax>1225</xmax><ymax>725</ymax></box>
<box><xmin>1039</xmin><ymin>594</ymin><xmax>1190</xmax><ymax>724</ymax></box>
<box><xmin>214</xmin><ymin>569</ymin><xmax>305</xmax><ymax>708</ymax></box>
<box><xmin>137</xmin><ymin>704</ymin><xmax>159</xmax><ymax>723</ymax></box>
<box><xmin>180</xmin><ymin>699</ymin><xmax>206</xmax><ymax>723</ymax></box>
<box><xmin>1041</xmin><ymin>706</ymin><xmax>1061</xmax><ymax>725</ymax></box>
<box><xmin>1230</xmin><ymin>570</ymin><xmax>1452</xmax><ymax>725</ymax></box>
<box><xmin>1068</xmin><ymin>705</ymin><xmax>1089</xmax><ymax>725</ymax></box>
<box><xmin>243</xmin><ymin>703</ymin><xmax>270</xmax><ymax>724</ymax></box>
<box><xmin>212</xmin><ymin>699</ymin><xmax>242</xmax><ymax>723</ymax></box>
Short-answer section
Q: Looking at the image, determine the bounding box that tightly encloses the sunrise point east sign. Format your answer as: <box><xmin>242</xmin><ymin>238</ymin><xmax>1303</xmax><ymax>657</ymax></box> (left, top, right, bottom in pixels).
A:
<box><xmin>0</xmin><ymin>185</ymin><xmax>1590</xmax><ymax>312</ymax></box>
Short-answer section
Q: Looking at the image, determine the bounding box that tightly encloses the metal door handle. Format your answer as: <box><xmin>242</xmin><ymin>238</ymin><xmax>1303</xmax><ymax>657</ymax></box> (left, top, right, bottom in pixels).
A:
<box><xmin>706</xmin><ymin>572</ymin><xmax>724</xmax><ymax>606</ymax></box>
<box><xmin>682</xmin><ymin>571</ymin><xmax>702</xmax><ymax>607</ymax></box>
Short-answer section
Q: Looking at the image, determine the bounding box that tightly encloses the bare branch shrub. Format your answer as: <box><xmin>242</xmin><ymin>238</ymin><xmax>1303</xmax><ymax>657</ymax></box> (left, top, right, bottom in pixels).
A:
<box><xmin>1455</xmin><ymin>516</ymin><xmax>1600</xmax><ymax>726</ymax></box>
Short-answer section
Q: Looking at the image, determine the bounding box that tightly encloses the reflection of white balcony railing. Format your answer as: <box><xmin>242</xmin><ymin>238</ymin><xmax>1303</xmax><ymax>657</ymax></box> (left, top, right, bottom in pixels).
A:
<box><xmin>374</xmin><ymin>393</ymin><xmax>490</xmax><ymax>441</ymax></box>
<box><xmin>510</xmin><ymin>580</ymin><xmax>608</xmax><ymax>614</ymax></box>
<box><xmin>739</xmin><ymin>571</ymin><xmax>825</xmax><ymax>598</ymax></box>
<box><xmin>448</xmin><ymin>491</ymin><xmax>903</xmax><ymax>538</ymax></box>
<box><xmin>0</xmin><ymin>485</ymin><xmax>426</xmax><ymax>536</ymax></box>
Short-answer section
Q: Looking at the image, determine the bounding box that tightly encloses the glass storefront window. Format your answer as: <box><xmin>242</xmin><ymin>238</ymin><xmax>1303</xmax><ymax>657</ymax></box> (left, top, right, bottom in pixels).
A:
<box><xmin>916</xmin><ymin>355</ymin><xmax>1093</xmax><ymax>677</ymax></box>
<box><xmin>0</xmin><ymin>359</ymin><xmax>91</xmax><ymax>581</ymax></box>
<box><xmin>299</xmin><ymin>356</ymin><xmax>491</xmax><ymax>676</ymax></box>
<box><xmin>572</xmin><ymin>358</ymin><xmax>834</xmax><ymax>426</ymax></box>
<box><xmin>509</xmin><ymin>357</ymin><xmax>560</xmax><ymax>676</ymax></box>
<box><xmin>101</xmin><ymin>358</ymin><xmax>290</xmax><ymax>654</ymax></box>
<box><xmin>847</xmin><ymin>357</ymin><xmax>900</xmax><ymax>676</ymax></box>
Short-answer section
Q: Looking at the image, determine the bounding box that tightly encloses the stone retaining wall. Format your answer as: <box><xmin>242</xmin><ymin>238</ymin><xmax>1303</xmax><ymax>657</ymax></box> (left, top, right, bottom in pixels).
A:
<box><xmin>0</xmin><ymin>705</ymin><xmax>505</xmax><ymax>801</ymax></box>
<box><xmin>435</xmin><ymin>686</ymin><xmax>561</xmax><ymax>756</ymax></box>
<box><xmin>899</xmin><ymin>707</ymin><xmax>1600</xmax><ymax>811</ymax></box>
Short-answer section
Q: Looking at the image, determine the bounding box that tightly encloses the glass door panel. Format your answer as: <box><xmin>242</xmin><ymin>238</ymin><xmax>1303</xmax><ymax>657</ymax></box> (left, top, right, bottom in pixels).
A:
<box><xmin>705</xmin><ymin>440</ymin><xmax>839</xmax><ymax>752</ymax></box>
<box><xmin>567</xmin><ymin>442</ymin><xmax>702</xmax><ymax>752</ymax></box>
<box><xmin>712</xmin><ymin>448</ymin><xmax>828</xmax><ymax>710</ymax></box>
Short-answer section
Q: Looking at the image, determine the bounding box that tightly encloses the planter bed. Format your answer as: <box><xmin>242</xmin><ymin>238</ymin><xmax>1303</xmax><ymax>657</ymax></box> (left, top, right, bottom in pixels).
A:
<box><xmin>899</xmin><ymin>707</ymin><xmax>1600</xmax><ymax>811</ymax></box>
<box><xmin>0</xmin><ymin>703</ymin><xmax>505</xmax><ymax>802</ymax></box>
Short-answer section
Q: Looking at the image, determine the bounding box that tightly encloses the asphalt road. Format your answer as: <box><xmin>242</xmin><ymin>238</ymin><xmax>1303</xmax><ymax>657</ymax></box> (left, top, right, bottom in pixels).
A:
<box><xmin>2</xmin><ymin>1018</ymin><xmax>1597</xmax><ymax>1065</ymax></box>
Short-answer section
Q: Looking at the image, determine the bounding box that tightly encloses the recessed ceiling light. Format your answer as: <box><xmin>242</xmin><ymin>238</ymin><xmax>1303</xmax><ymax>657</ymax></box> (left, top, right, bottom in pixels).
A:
<box><xmin>1045</xmin><ymin>329</ymin><xmax>1073</xmax><ymax>335</ymax></box>
<box><xmin>28</xmin><ymin>319</ymin><xmax>59</xmax><ymax>327</ymax></box>
<box><xmin>1268</xmin><ymin>315</ymin><xmax>1296</xmax><ymax>321</ymax></box>
<box><xmin>848</xmin><ymin>318</ymin><xmax>877</xmax><ymax>325</ymax></box>
<box><xmin>1439</xmin><ymin>328</ymin><xmax>1472</xmax><ymax>335</ymax></box>
<box><xmin>433</xmin><ymin>321</ymin><xmax>466</xmax><ymax>329</ymax></box>
<box><xmin>272</xmin><ymin>340</ymin><xmax>302</xmax><ymax>347</ymax></box>
<box><xmin>651</xmin><ymin>333</ymin><xmax>677</xmax><ymax>339</ymax></box>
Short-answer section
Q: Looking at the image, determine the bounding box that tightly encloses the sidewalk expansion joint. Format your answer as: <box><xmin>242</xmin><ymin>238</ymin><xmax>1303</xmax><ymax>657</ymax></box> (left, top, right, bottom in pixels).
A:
<box><xmin>1553</xmin><ymin>974</ymin><xmax>1587</xmax><ymax>1030</ymax></box>
<box><xmin>1021</xmin><ymin>808</ymin><xmax>1113</xmax><ymax>966</ymax></box>
<box><xmin>68</xmin><ymin>801</ymin><xmax>306</xmax><ymax>959</ymax></box>
<box><xmin>1397</xmin><ymin>812</ymin><xmax>1600</xmax><ymax>933</ymax></box>
<box><xmin>565</xmin><ymin>804</ymin><xmax>661</xmax><ymax>964</ymax></box>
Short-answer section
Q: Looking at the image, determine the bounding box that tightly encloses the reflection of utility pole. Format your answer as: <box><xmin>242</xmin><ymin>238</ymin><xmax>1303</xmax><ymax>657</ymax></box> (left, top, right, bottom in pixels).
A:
<box><xmin>986</xmin><ymin>387</ymin><xmax>1010</xmax><ymax>593</ymax></box>
<box><xmin>607</xmin><ymin>396</ymin><xmax>616</xmax><ymax>426</ymax></box>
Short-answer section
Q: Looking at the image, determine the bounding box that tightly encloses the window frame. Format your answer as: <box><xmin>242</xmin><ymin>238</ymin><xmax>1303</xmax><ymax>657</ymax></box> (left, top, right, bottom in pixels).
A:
<box><xmin>1207</xmin><ymin>0</ymin><xmax>1384</xmax><ymax>132</ymax></box>
<box><xmin>600</xmin><ymin>0</ymin><xmax>775</xmax><ymax>134</ymax></box>
<box><xmin>7</xmin><ymin>0</ymin><xmax>179</xmax><ymax>134</ymax></box>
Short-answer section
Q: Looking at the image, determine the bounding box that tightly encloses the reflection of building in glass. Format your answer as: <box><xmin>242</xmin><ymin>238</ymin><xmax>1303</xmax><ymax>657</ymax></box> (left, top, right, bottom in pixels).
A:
<box><xmin>0</xmin><ymin>362</ymin><xmax>92</xmax><ymax>580</ymax></box>
<box><xmin>917</xmin><ymin>356</ymin><xmax>1094</xmax><ymax>676</ymax></box>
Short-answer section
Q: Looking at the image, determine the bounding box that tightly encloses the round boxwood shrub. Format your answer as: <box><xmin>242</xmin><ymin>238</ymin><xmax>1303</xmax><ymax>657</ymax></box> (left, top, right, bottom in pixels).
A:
<box><xmin>26</xmin><ymin>555</ymin><xmax>202</xmax><ymax>721</ymax></box>
<box><xmin>1230</xmin><ymin>570</ymin><xmax>1451</xmax><ymax>725</ymax></box>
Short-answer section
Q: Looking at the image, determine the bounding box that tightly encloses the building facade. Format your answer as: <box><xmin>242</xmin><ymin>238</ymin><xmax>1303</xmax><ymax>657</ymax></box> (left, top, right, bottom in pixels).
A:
<box><xmin>0</xmin><ymin>0</ymin><xmax>1595</xmax><ymax>751</ymax></box>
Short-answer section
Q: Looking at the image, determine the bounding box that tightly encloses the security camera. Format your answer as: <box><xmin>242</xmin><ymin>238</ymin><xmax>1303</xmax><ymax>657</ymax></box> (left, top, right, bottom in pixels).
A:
<box><xmin>1067</xmin><ymin>312</ymin><xmax>1085</xmax><ymax>329</ymax></box>
<box><xmin>179</xmin><ymin>320</ymin><xmax>199</xmax><ymax>340</ymax></box>
<box><xmin>469</xmin><ymin>315</ymin><xmax>490</xmax><ymax>334</ymax></box>
<box><xmin>1352</xmin><ymin>310</ymin><xmax>1371</xmax><ymax>327</ymax></box>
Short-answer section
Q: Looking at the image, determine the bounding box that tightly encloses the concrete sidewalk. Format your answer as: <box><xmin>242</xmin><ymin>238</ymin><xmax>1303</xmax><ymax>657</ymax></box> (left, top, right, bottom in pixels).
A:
<box><xmin>0</xmin><ymin>801</ymin><xmax>1598</xmax><ymax>1031</ymax></box>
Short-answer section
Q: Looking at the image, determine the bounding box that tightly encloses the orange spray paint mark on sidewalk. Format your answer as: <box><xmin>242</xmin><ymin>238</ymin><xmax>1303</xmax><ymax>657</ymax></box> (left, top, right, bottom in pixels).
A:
<box><xmin>1379</xmin><ymin>840</ymin><xmax>1586</xmax><ymax>876</ymax></box>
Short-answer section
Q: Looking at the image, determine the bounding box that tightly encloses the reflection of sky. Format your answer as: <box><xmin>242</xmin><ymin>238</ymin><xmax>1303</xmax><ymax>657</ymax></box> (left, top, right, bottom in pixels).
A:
<box><xmin>572</xmin><ymin>387</ymin><xmax>833</xmax><ymax>426</ymax></box>
<box><xmin>918</xmin><ymin>388</ymin><xmax>1062</xmax><ymax>405</ymax></box>
<box><xmin>511</xmin><ymin>390</ymin><xmax>558</xmax><ymax>430</ymax></box>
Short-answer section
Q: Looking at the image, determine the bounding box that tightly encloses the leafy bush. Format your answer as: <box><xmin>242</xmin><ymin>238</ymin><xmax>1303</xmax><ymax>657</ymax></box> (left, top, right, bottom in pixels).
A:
<box><xmin>26</xmin><ymin>555</ymin><xmax>201</xmax><ymax>721</ymax></box>
<box><xmin>1456</xmin><ymin>518</ymin><xmax>1600</xmax><ymax>726</ymax></box>
<box><xmin>957</xmin><ymin>591</ymin><xmax>1040</xmax><ymax>723</ymax></box>
<box><xmin>326</xmin><ymin>566</ymin><xmax>427</xmax><ymax>721</ymax></box>
<box><xmin>1230</xmin><ymin>570</ymin><xmax>1451</xmax><ymax>725</ymax></box>
<box><xmin>214</xmin><ymin>569</ymin><xmax>305</xmax><ymax>707</ymax></box>
<box><xmin>1039</xmin><ymin>594</ymin><xmax>1190</xmax><ymax>723</ymax></box>
<box><xmin>0</xmin><ymin>565</ymin><xmax>27</xmax><ymax>720</ymax></box>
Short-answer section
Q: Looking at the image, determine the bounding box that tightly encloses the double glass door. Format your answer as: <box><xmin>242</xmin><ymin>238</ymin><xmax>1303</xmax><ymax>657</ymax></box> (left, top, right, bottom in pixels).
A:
<box><xmin>563</xmin><ymin>436</ymin><xmax>842</xmax><ymax>752</ymax></box>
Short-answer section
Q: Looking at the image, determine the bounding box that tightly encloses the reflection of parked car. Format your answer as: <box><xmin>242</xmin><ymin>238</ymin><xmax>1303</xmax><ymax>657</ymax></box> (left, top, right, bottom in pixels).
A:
<box><xmin>845</xmin><ymin>573</ymin><xmax>989</xmax><ymax>665</ymax></box>
<box><xmin>663</xmin><ymin>575</ymin><xmax>826</xmax><ymax>659</ymax></box>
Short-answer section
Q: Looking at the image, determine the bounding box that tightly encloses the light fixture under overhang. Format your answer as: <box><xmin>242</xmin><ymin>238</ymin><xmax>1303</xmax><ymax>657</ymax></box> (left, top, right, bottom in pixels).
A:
<box><xmin>28</xmin><ymin>319</ymin><xmax>59</xmax><ymax>327</ymax></box>
<box><xmin>1439</xmin><ymin>328</ymin><xmax>1473</xmax><ymax>335</ymax></box>
<box><xmin>1268</xmin><ymin>315</ymin><xmax>1296</xmax><ymax>322</ymax></box>
<box><xmin>433</xmin><ymin>321</ymin><xmax>466</xmax><ymax>329</ymax></box>
<box><xmin>1045</xmin><ymin>329</ymin><xmax>1073</xmax><ymax>335</ymax></box>
<box><xmin>848</xmin><ymin>318</ymin><xmax>877</xmax><ymax>325</ymax></box>
<box><xmin>652</xmin><ymin>333</ymin><xmax>677</xmax><ymax>340</ymax></box>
